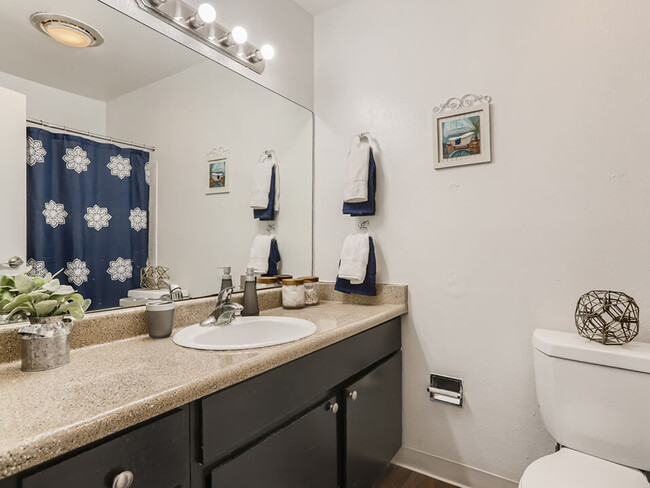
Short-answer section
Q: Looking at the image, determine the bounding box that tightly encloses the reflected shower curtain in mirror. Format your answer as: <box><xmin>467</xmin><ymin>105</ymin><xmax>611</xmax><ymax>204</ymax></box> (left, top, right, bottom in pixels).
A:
<box><xmin>26</xmin><ymin>127</ymin><xmax>150</xmax><ymax>310</ymax></box>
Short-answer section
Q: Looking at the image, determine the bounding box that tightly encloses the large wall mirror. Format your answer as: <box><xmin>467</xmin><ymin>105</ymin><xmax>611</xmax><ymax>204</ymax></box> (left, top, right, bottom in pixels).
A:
<box><xmin>0</xmin><ymin>0</ymin><xmax>313</xmax><ymax>317</ymax></box>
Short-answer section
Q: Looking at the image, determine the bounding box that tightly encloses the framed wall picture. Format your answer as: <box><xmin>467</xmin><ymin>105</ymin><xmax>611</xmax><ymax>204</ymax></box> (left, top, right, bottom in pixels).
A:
<box><xmin>205</xmin><ymin>147</ymin><xmax>230</xmax><ymax>194</ymax></box>
<box><xmin>433</xmin><ymin>94</ymin><xmax>492</xmax><ymax>169</ymax></box>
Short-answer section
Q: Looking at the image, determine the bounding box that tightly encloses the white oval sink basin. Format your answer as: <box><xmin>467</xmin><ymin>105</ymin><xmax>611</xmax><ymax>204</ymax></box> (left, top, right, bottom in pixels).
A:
<box><xmin>172</xmin><ymin>316</ymin><xmax>317</xmax><ymax>351</ymax></box>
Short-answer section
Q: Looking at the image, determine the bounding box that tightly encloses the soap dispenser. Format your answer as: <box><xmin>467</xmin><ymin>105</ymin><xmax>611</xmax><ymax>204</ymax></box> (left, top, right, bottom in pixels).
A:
<box><xmin>219</xmin><ymin>266</ymin><xmax>233</xmax><ymax>291</ymax></box>
<box><xmin>242</xmin><ymin>267</ymin><xmax>259</xmax><ymax>316</ymax></box>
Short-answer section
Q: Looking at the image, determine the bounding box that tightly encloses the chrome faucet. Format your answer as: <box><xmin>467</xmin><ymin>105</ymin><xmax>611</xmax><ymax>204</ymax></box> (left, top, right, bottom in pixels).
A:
<box><xmin>200</xmin><ymin>286</ymin><xmax>243</xmax><ymax>327</ymax></box>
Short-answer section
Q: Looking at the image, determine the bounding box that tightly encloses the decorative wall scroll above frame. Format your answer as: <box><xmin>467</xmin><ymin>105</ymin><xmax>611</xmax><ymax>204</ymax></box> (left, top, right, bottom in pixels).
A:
<box><xmin>205</xmin><ymin>147</ymin><xmax>231</xmax><ymax>194</ymax></box>
<box><xmin>433</xmin><ymin>94</ymin><xmax>492</xmax><ymax>169</ymax></box>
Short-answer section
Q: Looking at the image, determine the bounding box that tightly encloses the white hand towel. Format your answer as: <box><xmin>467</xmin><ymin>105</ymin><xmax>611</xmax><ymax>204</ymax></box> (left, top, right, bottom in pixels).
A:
<box><xmin>250</xmin><ymin>157</ymin><xmax>273</xmax><ymax>209</ymax></box>
<box><xmin>337</xmin><ymin>233</ymin><xmax>370</xmax><ymax>284</ymax></box>
<box><xmin>343</xmin><ymin>139</ymin><xmax>370</xmax><ymax>203</ymax></box>
<box><xmin>248</xmin><ymin>235</ymin><xmax>273</xmax><ymax>274</ymax></box>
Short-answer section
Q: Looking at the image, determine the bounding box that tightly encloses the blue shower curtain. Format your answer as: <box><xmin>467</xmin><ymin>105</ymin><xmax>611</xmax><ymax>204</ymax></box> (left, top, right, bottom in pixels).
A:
<box><xmin>26</xmin><ymin>127</ymin><xmax>150</xmax><ymax>310</ymax></box>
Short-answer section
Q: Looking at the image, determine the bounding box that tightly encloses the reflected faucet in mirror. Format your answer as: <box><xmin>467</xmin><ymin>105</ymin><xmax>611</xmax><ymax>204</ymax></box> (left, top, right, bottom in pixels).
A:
<box><xmin>0</xmin><ymin>256</ymin><xmax>24</xmax><ymax>269</ymax></box>
<box><xmin>200</xmin><ymin>286</ymin><xmax>243</xmax><ymax>327</ymax></box>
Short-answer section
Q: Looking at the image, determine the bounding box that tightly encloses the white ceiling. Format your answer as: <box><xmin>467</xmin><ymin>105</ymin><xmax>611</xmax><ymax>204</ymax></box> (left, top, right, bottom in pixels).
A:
<box><xmin>0</xmin><ymin>0</ymin><xmax>205</xmax><ymax>101</ymax></box>
<box><xmin>294</xmin><ymin>0</ymin><xmax>352</xmax><ymax>16</ymax></box>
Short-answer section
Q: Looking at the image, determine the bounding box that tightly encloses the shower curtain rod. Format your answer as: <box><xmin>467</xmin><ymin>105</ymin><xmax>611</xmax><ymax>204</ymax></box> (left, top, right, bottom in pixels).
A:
<box><xmin>26</xmin><ymin>117</ymin><xmax>156</xmax><ymax>152</ymax></box>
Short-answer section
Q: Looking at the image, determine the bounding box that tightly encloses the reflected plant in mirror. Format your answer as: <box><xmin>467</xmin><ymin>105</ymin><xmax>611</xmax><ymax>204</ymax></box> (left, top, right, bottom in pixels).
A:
<box><xmin>0</xmin><ymin>0</ymin><xmax>313</xmax><ymax>317</ymax></box>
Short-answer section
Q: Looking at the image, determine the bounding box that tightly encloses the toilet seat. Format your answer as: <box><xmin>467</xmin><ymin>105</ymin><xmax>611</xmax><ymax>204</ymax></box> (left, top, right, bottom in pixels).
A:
<box><xmin>519</xmin><ymin>448</ymin><xmax>648</xmax><ymax>488</ymax></box>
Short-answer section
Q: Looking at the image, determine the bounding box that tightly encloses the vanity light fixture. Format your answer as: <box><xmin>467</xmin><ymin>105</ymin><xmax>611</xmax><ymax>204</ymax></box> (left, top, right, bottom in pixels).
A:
<box><xmin>249</xmin><ymin>44</ymin><xmax>275</xmax><ymax>63</ymax></box>
<box><xmin>218</xmin><ymin>26</ymin><xmax>247</xmax><ymax>47</ymax></box>
<box><xmin>186</xmin><ymin>3</ymin><xmax>216</xmax><ymax>29</ymax></box>
<box><xmin>136</xmin><ymin>0</ymin><xmax>273</xmax><ymax>74</ymax></box>
<box><xmin>30</xmin><ymin>13</ymin><xmax>104</xmax><ymax>48</ymax></box>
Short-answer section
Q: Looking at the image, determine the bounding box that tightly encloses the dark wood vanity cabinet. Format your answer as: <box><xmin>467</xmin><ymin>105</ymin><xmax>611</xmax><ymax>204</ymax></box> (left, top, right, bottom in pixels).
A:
<box><xmin>209</xmin><ymin>397</ymin><xmax>339</xmax><ymax>488</ymax></box>
<box><xmin>2</xmin><ymin>317</ymin><xmax>402</xmax><ymax>488</ymax></box>
<box><xmin>200</xmin><ymin>317</ymin><xmax>402</xmax><ymax>488</ymax></box>
<box><xmin>346</xmin><ymin>353</ymin><xmax>402</xmax><ymax>488</ymax></box>
<box><xmin>19</xmin><ymin>408</ymin><xmax>190</xmax><ymax>488</ymax></box>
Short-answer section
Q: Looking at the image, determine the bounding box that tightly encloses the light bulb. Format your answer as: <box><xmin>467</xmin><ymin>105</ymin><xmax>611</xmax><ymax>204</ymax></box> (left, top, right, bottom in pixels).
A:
<box><xmin>260</xmin><ymin>44</ymin><xmax>275</xmax><ymax>60</ymax></box>
<box><xmin>197</xmin><ymin>3</ymin><xmax>216</xmax><ymax>23</ymax></box>
<box><xmin>231</xmin><ymin>26</ymin><xmax>248</xmax><ymax>44</ymax></box>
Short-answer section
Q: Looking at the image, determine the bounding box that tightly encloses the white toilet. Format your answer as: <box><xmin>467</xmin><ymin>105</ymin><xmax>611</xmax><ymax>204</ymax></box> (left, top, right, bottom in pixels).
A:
<box><xmin>520</xmin><ymin>329</ymin><xmax>650</xmax><ymax>487</ymax></box>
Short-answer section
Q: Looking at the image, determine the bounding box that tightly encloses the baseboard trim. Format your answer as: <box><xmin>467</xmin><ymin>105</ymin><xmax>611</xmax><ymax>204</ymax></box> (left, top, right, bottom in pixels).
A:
<box><xmin>392</xmin><ymin>447</ymin><xmax>518</xmax><ymax>488</ymax></box>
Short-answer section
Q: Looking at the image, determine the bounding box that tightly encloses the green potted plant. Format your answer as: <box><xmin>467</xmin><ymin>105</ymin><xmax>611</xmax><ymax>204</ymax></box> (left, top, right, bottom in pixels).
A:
<box><xmin>0</xmin><ymin>270</ymin><xmax>91</xmax><ymax>371</ymax></box>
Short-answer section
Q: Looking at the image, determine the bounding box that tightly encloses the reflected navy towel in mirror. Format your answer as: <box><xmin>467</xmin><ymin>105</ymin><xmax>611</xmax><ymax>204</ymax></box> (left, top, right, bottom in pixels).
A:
<box><xmin>343</xmin><ymin>149</ymin><xmax>376</xmax><ymax>216</ymax></box>
<box><xmin>254</xmin><ymin>167</ymin><xmax>276</xmax><ymax>221</ymax></box>
<box><xmin>335</xmin><ymin>236</ymin><xmax>376</xmax><ymax>296</ymax></box>
<box><xmin>26</xmin><ymin>127</ymin><xmax>150</xmax><ymax>310</ymax></box>
<box><xmin>264</xmin><ymin>239</ymin><xmax>282</xmax><ymax>276</ymax></box>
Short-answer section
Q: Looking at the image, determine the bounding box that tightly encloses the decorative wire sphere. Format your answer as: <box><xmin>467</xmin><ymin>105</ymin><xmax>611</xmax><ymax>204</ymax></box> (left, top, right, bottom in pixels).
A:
<box><xmin>575</xmin><ymin>290</ymin><xmax>639</xmax><ymax>345</ymax></box>
<box><xmin>140</xmin><ymin>265</ymin><xmax>170</xmax><ymax>290</ymax></box>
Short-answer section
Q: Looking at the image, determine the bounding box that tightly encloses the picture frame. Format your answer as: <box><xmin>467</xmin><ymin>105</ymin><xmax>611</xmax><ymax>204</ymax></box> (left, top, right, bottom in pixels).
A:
<box><xmin>433</xmin><ymin>95</ymin><xmax>492</xmax><ymax>169</ymax></box>
<box><xmin>205</xmin><ymin>147</ymin><xmax>230</xmax><ymax>194</ymax></box>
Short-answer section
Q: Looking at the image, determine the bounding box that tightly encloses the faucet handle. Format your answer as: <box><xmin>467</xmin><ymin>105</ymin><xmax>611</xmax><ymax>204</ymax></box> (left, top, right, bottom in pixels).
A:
<box><xmin>216</xmin><ymin>286</ymin><xmax>236</xmax><ymax>305</ymax></box>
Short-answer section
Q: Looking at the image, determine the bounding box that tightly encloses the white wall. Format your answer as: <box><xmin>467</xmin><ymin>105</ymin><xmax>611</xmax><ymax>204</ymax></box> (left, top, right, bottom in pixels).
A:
<box><xmin>313</xmin><ymin>0</ymin><xmax>650</xmax><ymax>484</ymax></box>
<box><xmin>0</xmin><ymin>86</ymin><xmax>26</xmax><ymax>273</ymax></box>
<box><xmin>0</xmin><ymin>71</ymin><xmax>106</xmax><ymax>133</ymax></box>
<box><xmin>106</xmin><ymin>61</ymin><xmax>313</xmax><ymax>298</ymax></box>
<box><xmin>101</xmin><ymin>0</ymin><xmax>314</xmax><ymax>110</ymax></box>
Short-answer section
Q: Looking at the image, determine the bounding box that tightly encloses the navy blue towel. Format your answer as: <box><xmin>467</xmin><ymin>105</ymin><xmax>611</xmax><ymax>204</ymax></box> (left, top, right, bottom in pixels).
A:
<box><xmin>335</xmin><ymin>236</ymin><xmax>376</xmax><ymax>296</ymax></box>
<box><xmin>254</xmin><ymin>167</ymin><xmax>276</xmax><ymax>221</ymax></box>
<box><xmin>264</xmin><ymin>239</ymin><xmax>282</xmax><ymax>276</ymax></box>
<box><xmin>343</xmin><ymin>148</ymin><xmax>376</xmax><ymax>216</ymax></box>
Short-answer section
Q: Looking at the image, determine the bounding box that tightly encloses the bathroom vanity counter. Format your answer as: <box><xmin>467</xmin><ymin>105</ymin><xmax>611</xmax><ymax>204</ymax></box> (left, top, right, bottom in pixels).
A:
<box><xmin>0</xmin><ymin>285</ymin><xmax>407</xmax><ymax>479</ymax></box>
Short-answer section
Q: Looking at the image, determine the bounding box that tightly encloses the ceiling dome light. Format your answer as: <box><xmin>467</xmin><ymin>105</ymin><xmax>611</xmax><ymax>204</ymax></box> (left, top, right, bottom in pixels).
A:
<box><xmin>231</xmin><ymin>26</ymin><xmax>248</xmax><ymax>44</ymax></box>
<box><xmin>260</xmin><ymin>44</ymin><xmax>275</xmax><ymax>60</ymax></box>
<box><xmin>30</xmin><ymin>13</ymin><xmax>104</xmax><ymax>48</ymax></box>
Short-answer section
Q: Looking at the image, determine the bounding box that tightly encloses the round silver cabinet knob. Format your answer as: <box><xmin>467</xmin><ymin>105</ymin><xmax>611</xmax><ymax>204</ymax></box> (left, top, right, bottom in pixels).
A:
<box><xmin>327</xmin><ymin>402</ymin><xmax>339</xmax><ymax>414</ymax></box>
<box><xmin>112</xmin><ymin>470</ymin><xmax>134</xmax><ymax>488</ymax></box>
<box><xmin>348</xmin><ymin>390</ymin><xmax>358</xmax><ymax>401</ymax></box>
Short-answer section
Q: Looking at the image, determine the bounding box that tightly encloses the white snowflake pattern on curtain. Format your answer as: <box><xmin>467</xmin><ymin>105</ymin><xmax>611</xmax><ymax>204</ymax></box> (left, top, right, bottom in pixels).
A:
<box><xmin>107</xmin><ymin>257</ymin><xmax>133</xmax><ymax>282</ymax></box>
<box><xmin>129</xmin><ymin>208</ymin><xmax>147</xmax><ymax>231</ymax></box>
<box><xmin>107</xmin><ymin>155</ymin><xmax>132</xmax><ymax>179</ymax></box>
<box><xmin>63</xmin><ymin>146</ymin><xmax>91</xmax><ymax>173</ymax></box>
<box><xmin>65</xmin><ymin>259</ymin><xmax>90</xmax><ymax>286</ymax></box>
<box><xmin>26</xmin><ymin>258</ymin><xmax>48</xmax><ymax>278</ymax></box>
<box><xmin>145</xmin><ymin>161</ymin><xmax>151</xmax><ymax>185</ymax></box>
<box><xmin>84</xmin><ymin>205</ymin><xmax>112</xmax><ymax>231</ymax></box>
<box><xmin>27</xmin><ymin>137</ymin><xmax>47</xmax><ymax>166</ymax></box>
<box><xmin>42</xmin><ymin>200</ymin><xmax>68</xmax><ymax>228</ymax></box>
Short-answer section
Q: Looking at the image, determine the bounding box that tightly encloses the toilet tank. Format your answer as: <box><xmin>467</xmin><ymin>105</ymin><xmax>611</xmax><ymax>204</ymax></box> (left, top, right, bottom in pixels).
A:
<box><xmin>533</xmin><ymin>329</ymin><xmax>650</xmax><ymax>471</ymax></box>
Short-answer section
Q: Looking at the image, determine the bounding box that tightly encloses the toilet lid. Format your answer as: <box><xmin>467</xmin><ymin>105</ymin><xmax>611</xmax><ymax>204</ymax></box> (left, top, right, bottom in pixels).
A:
<box><xmin>520</xmin><ymin>449</ymin><xmax>648</xmax><ymax>488</ymax></box>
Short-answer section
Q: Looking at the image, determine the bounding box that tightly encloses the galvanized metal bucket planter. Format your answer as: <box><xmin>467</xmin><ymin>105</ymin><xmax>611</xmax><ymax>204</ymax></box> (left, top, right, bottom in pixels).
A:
<box><xmin>20</xmin><ymin>316</ymin><xmax>73</xmax><ymax>372</ymax></box>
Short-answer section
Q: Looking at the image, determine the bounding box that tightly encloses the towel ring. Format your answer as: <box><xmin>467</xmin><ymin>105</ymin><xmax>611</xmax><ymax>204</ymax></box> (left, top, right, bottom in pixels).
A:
<box><xmin>358</xmin><ymin>221</ymin><xmax>369</xmax><ymax>230</ymax></box>
<box><xmin>266</xmin><ymin>224</ymin><xmax>276</xmax><ymax>233</ymax></box>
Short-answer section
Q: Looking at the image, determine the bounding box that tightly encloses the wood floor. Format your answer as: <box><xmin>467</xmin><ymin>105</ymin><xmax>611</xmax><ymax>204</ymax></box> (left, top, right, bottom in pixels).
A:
<box><xmin>373</xmin><ymin>464</ymin><xmax>459</xmax><ymax>488</ymax></box>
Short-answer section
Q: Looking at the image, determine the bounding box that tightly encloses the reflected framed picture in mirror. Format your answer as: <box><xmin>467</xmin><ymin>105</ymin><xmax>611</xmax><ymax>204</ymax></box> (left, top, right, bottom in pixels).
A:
<box><xmin>206</xmin><ymin>150</ymin><xmax>230</xmax><ymax>194</ymax></box>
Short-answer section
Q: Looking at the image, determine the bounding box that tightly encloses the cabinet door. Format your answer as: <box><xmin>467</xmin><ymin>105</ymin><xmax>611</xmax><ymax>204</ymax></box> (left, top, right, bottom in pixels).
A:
<box><xmin>346</xmin><ymin>353</ymin><xmax>402</xmax><ymax>488</ymax></box>
<box><xmin>210</xmin><ymin>398</ymin><xmax>338</xmax><ymax>488</ymax></box>
<box><xmin>22</xmin><ymin>409</ymin><xmax>190</xmax><ymax>488</ymax></box>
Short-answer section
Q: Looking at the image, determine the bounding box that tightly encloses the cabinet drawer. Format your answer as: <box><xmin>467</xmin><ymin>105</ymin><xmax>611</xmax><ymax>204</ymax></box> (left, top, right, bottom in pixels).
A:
<box><xmin>201</xmin><ymin>317</ymin><xmax>400</xmax><ymax>463</ymax></box>
<box><xmin>22</xmin><ymin>409</ymin><xmax>189</xmax><ymax>488</ymax></box>
<box><xmin>210</xmin><ymin>398</ymin><xmax>338</xmax><ymax>488</ymax></box>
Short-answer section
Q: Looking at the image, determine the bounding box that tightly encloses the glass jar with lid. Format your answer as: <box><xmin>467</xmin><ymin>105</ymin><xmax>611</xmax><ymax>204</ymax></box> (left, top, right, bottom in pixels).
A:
<box><xmin>282</xmin><ymin>278</ymin><xmax>305</xmax><ymax>309</ymax></box>
<box><xmin>300</xmin><ymin>276</ymin><xmax>320</xmax><ymax>306</ymax></box>
<box><xmin>256</xmin><ymin>276</ymin><xmax>278</xmax><ymax>290</ymax></box>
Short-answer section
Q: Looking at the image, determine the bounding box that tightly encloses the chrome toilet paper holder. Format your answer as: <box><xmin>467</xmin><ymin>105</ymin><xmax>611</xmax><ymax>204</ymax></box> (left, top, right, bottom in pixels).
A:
<box><xmin>428</xmin><ymin>374</ymin><xmax>463</xmax><ymax>407</ymax></box>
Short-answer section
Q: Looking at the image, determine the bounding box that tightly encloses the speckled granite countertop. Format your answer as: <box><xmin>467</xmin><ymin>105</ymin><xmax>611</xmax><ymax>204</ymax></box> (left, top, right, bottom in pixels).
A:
<box><xmin>0</xmin><ymin>283</ymin><xmax>407</xmax><ymax>479</ymax></box>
